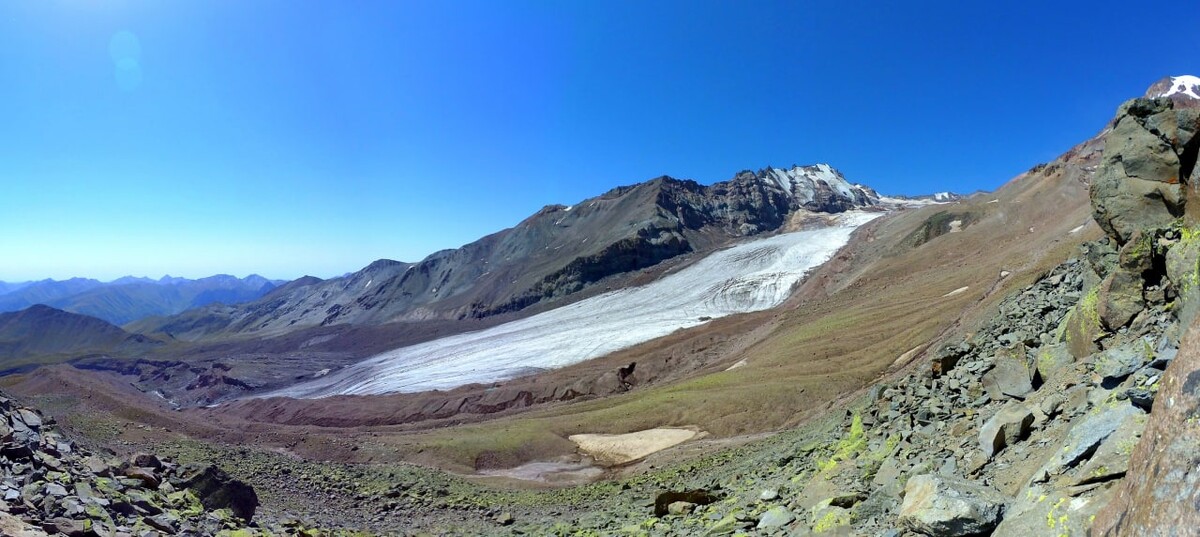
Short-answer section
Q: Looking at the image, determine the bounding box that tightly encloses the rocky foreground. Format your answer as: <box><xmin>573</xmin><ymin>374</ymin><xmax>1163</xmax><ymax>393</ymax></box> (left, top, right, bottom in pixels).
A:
<box><xmin>0</xmin><ymin>392</ymin><xmax>261</xmax><ymax>536</ymax></box>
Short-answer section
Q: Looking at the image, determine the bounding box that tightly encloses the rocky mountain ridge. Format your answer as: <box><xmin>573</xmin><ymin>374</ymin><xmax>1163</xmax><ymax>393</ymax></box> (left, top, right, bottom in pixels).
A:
<box><xmin>128</xmin><ymin>164</ymin><xmax>887</xmax><ymax>343</ymax></box>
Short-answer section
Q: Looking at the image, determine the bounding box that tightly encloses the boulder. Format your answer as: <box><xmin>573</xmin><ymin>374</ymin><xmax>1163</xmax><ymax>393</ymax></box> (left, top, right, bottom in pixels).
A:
<box><xmin>666</xmin><ymin>501</ymin><xmax>695</xmax><ymax>516</ymax></box>
<box><xmin>1166</xmin><ymin>230</ymin><xmax>1200</xmax><ymax>326</ymax></box>
<box><xmin>1059</xmin><ymin>290</ymin><xmax>1106</xmax><ymax>359</ymax></box>
<box><xmin>122</xmin><ymin>467</ymin><xmax>160</xmax><ymax>489</ymax></box>
<box><xmin>40</xmin><ymin>518</ymin><xmax>87</xmax><ymax>537</ymax></box>
<box><xmin>757</xmin><ymin>505</ymin><xmax>795</xmax><ymax>529</ymax></box>
<box><xmin>1097</xmin><ymin>232</ymin><xmax>1155</xmax><ymax>330</ymax></box>
<box><xmin>1034</xmin><ymin>344</ymin><xmax>1074</xmax><ymax>384</ymax></box>
<box><xmin>981</xmin><ymin>348</ymin><xmax>1034</xmax><ymax>400</ymax></box>
<box><xmin>897</xmin><ymin>474</ymin><xmax>1005</xmax><ymax>536</ymax></box>
<box><xmin>978</xmin><ymin>402</ymin><xmax>1034</xmax><ymax>459</ymax></box>
<box><xmin>1092</xmin><ymin>339</ymin><xmax>1152</xmax><ymax>383</ymax></box>
<box><xmin>1090</xmin><ymin>98</ymin><xmax>1200</xmax><ymax>245</ymax></box>
<box><xmin>653</xmin><ymin>489</ymin><xmax>717</xmax><ymax>517</ymax></box>
<box><xmin>16</xmin><ymin>409</ymin><xmax>42</xmax><ymax>429</ymax></box>
<box><xmin>174</xmin><ymin>464</ymin><xmax>259</xmax><ymax>522</ymax></box>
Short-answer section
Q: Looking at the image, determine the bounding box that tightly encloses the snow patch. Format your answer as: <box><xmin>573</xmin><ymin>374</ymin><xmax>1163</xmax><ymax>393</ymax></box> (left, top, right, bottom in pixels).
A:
<box><xmin>1158</xmin><ymin>75</ymin><xmax>1200</xmax><ymax>99</ymax></box>
<box><xmin>1069</xmin><ymin>224</ymin><xmax>1086</xmax><ymax>234</ymax></box>
<box><xmin>269</xmin><ymin>212</ymin><xmax>880</xmax><ymax>398</ymax></box>
<box><xmin>943</xmin><ymin>286</ymin><xmax>969</xmax><ymax>297</ymax></box>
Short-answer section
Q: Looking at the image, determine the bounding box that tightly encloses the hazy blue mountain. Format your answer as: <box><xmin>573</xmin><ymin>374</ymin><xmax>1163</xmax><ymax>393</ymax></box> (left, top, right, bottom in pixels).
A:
<box><xmin>0</xmin><ymin>281</ymin><xmax>33</xmax><ymax>296</ymax></box>
<box><xmin>0</xmin><ymin>275</ymin><xmax>284</xmax><ymax>326</ymax></box>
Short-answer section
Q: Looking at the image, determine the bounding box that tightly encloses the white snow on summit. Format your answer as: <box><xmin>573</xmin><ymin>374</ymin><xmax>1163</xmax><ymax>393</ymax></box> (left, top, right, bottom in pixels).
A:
<box><xmin>762</xmin><ymin>164</ymin><xmax>870</xmax><ymax>206</ymax></box>
<box><xmin>268</xmin><ymin>211</ymin><xmax>880</xmax><ymax>398</ymax></box>
<box><xmin>1155</xmin><ymin>75</ymin><xmax>1200</xmax><ymax>99</ymax></box>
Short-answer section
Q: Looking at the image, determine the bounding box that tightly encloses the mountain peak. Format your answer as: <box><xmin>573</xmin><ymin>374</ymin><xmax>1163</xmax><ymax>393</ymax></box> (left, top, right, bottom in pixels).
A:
<box><xmin>1145</xmin><ymin>75</ymin><xmax>1200</xmax><ymax>104</ymax></box>
<box><xmin>752</xmin><ymin>163</ymin><xmax>879</xmax><ymax>212</ymax></box>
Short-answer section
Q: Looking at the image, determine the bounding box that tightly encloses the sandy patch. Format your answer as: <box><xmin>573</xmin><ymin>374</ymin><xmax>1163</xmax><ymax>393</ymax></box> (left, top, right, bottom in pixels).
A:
<box><xmin>569</xmin><ymin>428</ymin><xmax>703</xmax><ymax>465</ymax></box>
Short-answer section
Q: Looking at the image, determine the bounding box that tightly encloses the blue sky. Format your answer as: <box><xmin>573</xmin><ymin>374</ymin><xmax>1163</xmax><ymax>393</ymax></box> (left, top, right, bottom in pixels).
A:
<box><xmin>2</xmin><ymin>1</ymin><xmax>1197</xmax><ymax>281</ymax></box>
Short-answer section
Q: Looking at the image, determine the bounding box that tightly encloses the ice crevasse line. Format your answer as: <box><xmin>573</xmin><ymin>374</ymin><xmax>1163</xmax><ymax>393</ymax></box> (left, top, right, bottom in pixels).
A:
<box><xmin>270</xmin><ymin>211</ymin><xmax>881</xmax><ymax>398</ymax></box>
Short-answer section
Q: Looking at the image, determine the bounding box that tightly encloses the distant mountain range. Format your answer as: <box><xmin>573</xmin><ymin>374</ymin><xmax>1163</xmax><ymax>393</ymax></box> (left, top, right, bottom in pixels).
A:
<box><xmin>0</xmin><ymin>274</ymin><xmax>284</xmax><ymax>326</ymax></box>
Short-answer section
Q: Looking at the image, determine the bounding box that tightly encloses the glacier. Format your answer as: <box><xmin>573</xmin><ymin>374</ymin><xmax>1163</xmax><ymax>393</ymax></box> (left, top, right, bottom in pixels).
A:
<box><xmin>269</xmin><ymin>211</ymin><xmax>880</xmax><ymax>398</ymax></box>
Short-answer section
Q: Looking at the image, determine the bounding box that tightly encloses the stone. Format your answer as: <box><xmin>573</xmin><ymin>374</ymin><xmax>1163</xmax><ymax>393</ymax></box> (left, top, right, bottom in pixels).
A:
<box><xmin>757</xmin><ymin>505</ymin><xmax>795</xmax><ymax>529</ymax></box>
<box><xmin>122</xmin><ymin>468</ymin><xmax>160</xmax><ymax>489</ymax></box>
<box><xmin>897</xmin><ymin>474</ymin><xmax>1005</xmax><ymax>536</ymax></box>
<box><xmin>1072</xmin><ymin>408</ymin><xmax>1147</xmax><ymax>486</ymax></box>
<box><xmin>495</xmin><ymin>512</ymin><xmax>514</xmax><ymax>526</ymax></box>
<box><xmin>45</xmin><ymin>484</ymin><xmax>68</xmax><ymax>497</ymax></box>
<box><xmin>1097</xmin><ymin>232</ymin><xmax>1155</xmax><ymax>330</ymax></box>
<box><xmin>1125</xmin><ymin>388</ymin><xmax>1155</xmax><ymax>411</ymax></box>
<box><xmin>41</xmin><ymin>517</ymin><xmax>88</xmax><ymax>537</ymax></box>
<box><xmin>653</xmin><ymin>489</ymin><xmax>717</xmax><ymax>517</ymax></box>
<box><xmin>978</xmin><ymin>402</ymin><xmax>1034</xmax><ymax>459</ymax></box>
<box><xmin>1093</xmin><ymin>339</ymin><xmax>1151</xmax><ymax>383</ymax></box>
<box><xmin>144</xmin><ymin>512</ymin><xmax>179</xmax><ymax>533</ymax></box>
<box><xmin>16</xmin><ymin>410</ymin><xmax>42</xmax><ymax>429</ymax></box>
<box><xmin>759</xmin><ymin>489</ymin><xmax>779</xmax><ymax>501</ymax></box>
<box><xmin>1036</xmin><ymin>401</ymin><xmax>1141</xmax><ymax>478</ymax></box>
<box><xmin>1034</xmin><ymin>345</ymin><xmax>1074</xmax><ymax>384</ymax></box>
<box><xmin>666</xmin><ymin>501</ymin><xmax>695</xmax><ymax>516</ymax></box>
<box><xmin>808</xmin><ymin>501</ymin><xmax>852</xmax><ymax>534</ymax></box>
<box><xmin>85</xmin><ymin>457</ymin><xmax>114</xmax><ymax>478</ymax></box>
<box><xmin>994</xmin><ymin>486</ymin><xmax>1110</xmax><ymax>537</ymax></box>
<box><xmin>981</xmin><ymin>351</ymin><xmax>1034</xmax><ymax>400</ymax></box>
<box><xmin>130</xmin><ymin>454</ymin><xmax>162</xmax><ymax>470</ymax></box>
<box><xmin>1039</xmin><ymin>393</ymin><xmax>1065</xmax><ymax>418</ymax></box>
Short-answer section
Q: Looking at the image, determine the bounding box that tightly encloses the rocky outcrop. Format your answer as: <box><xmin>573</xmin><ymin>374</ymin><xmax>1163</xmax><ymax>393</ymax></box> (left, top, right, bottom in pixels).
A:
<box><xmin>0</xmin><ymin>391</ymin><xmax>264</xmax><ymax>535</ymax></box>
<box><xmin>1090</xmin><ymin>97</ymin><xmax>1200</xmax><ymax>245</ymax></box>
<box><xmin>1092</xmin><ymin>320</ymin><xmax>1200</xmax><ymax>535</ymax></box>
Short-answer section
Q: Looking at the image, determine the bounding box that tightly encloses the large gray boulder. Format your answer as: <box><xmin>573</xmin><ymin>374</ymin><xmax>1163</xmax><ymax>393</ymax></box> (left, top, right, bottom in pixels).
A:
<box><xmin>897</xmin><ymin>474</ymin><xmax>1005</xmax><ymax>536</ymax></box>
<box><xmin>978</xmin><ymin>402</ymin><xmax>1034</xmax><ymax>459</ymax></box>
<box><xmin>1090</xmin><ymin>97</ymin><xmax>1200</xmax><ymax>245</ymax></box>
<box><xmin>171</xmin><ymin>464</ymin><xmax>259</xmax><ymax>522</ymax></box>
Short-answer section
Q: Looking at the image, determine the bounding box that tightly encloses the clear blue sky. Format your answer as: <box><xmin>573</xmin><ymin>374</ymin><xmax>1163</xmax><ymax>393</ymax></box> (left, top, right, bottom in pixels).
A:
<box><xmin>2</xmin><ymin>1</ymin><xmax>1197</xmax><ymax>281</ymax></box>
